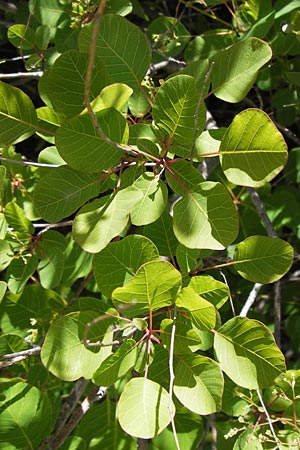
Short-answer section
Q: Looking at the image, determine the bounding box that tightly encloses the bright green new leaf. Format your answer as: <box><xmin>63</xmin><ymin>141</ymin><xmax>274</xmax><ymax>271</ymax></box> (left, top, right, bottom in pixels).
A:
<box><xmin>56</xmin><ymin>108</ymin><xmax>126</xmax><ymax>172</ymax></box>
<box><xmin>188</xmin><ymin>275</ymin><xmax>229</xmax><ymax>309</ymax></box>
<box><xmin>117</xmin><ymin>378</ymin><xmax>174</xmax><ymax>438</ymax></box>
<box><xmin>220</xmin><ymin>109</ymin><xmax>288</xmax><ymax>187</ymax></box>
<box><xmin>93</xmin><ymin>339</ymin><xmax>137</xmax><ymax>386</ymax></box>
<box><xmin>176</xmin><ymin>286</ymin><xmax>216</xmax><ymax>330</ymax></box>
<box><xmin>7</xmin><ymin>24</ymin><xmax>36</xmax><ymax>49</ymax></box>
<box><xmin>87</xmin><ymin>83</ymin><xmax>133</xmax><ymax>113</ymax></box>
<box><xmin>79</xmin><ymin>14</ymin><xmax>151</xmax><ymax>93</ymax></box>
<box><xmin>214</xmin><ymin>317</ymin><xmax>286</xmax><ymax>389</ymax></box>
<box><xmin>73</xmin><ymin>187</ymin><xmax>142</xmax><ymax>253</ymax></box>
<box><xmin>43</xmin><ymin>50</ymin><xmax>110</xmax><ymax>116</ymax></box>
<box><xmin>174</xmin><ymin>353</ymin><xmax>223</xmax><ymax>415</ymax></box>
<box><xmin>131</xmin><ymin>172</ymin><xmax>168</xmax><ymax>225</ymax></box>
<box><xmin>152</xmin><ymin>74</ymin><xmax>206</xmax><ymax>156</ymax></box>
<box><xmin>160</xmin><ymin>317</ymin><xmax>203</xmax><ymax>354</ymax></box>
<box><xmin>6</xmin><ymin>255</ymin><xmax>38</xmax><ymax>294</ymax></box>
<box><xmin>33</xmin><ymin>166</ymin><xmax>103</xmax><ymax>222</ymax></box>
<box><xmin>41</xmin><ymin>312</ymin><xmax>113</xmax><ymax>381</ymax></box>
<box><xmin>36</xmin><ymin>107</ymin><xmax>64</xmax><ymax>144</ymax></box>
<box><xmin>0</xmin><ymin>81</ymin><xmax>37</xmax><ymax>146</ymax></box>
<box><xmin>112</xmin><ymin>260</ymin><xmax>181</xmax><ymax>317</ymax></box>
<box><xmin>93</xmin><ymin>234</ymin><xmax>159</xmax><ymax>297</ymax></box>
<box><xmin>0</xmin><ymin>381</ymin><xmax>53</xmax><ymax>449</ymax></box>
<box><xmin>211</xmin><ymin>38</ymin><xmax>272</xmax><ymax>102</ymax></box>
<box><xmin>143</xmin><ymin>209</ymin><xmax>178</xmax><ymax>257</ymax></box>
<box><xmin>5</xmin><ymin>201</ymin><xmax>34</xmax><ymax>233</ymax></box>
<box><xmin>233</xmin><ymin>236</ymin><xmax>294</xmax><ymax>283</ymax></box>
<box><xmin>173</xmin><ymin>181</ymin><xmax>238</xmax><ymax>250</ymax></box>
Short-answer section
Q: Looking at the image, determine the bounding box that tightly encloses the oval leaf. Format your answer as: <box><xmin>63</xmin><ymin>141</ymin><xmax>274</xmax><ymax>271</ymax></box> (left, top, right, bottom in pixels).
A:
<box><xmin>214</xmin><ymin>317</ymin><xmax>286</xmax><ymax>389</ymax></box>
<box><xmin>220</xmin><ymin>109</ymin><xmax>287</xmax><ymax>187</ymax></box>
<box><xmin>233</xmin><ymin>236</ymin><xmax>294</xmax><ymax>283</ymax></box>
<box><xmin>173</xmin><ymin>181</ymin><xmax>238</xmax><ymax>250</ymax></box>
<box><xmin>117</xmin><ymin>378</ymin><xmax>174</xmax><ymax>438</ymax></box>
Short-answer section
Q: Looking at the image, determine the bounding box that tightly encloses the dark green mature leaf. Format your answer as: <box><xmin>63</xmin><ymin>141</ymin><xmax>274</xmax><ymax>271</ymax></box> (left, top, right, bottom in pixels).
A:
<box><xmin>33</xmin><ymin>166</ymin><xmax>104</xmax><ymax>222</ymax></box>
<box><xmin>56</xmin><ymin>108</ymin><xmax>126</xmax><ymax>173</ymax></box>
<box><xmin>220</xmin><ymin>109</ymin><xmax>287</xmax><ymax>187</ymax></box>
<box><xmin>211</xmin><ymin>38</ymin><xmax>272</xmax><ymax>102</ymax></box>
<box><xmin>93</xmin><ymin>234</ymin><xmax>159</xmax><ymax>297</ymax></box>
<box><xmin>117</xmin><ymin>378</ymin><xmax>174</xmax><ymax>438</ymax></box>
<box><xmin>142</xmin><ymin>209</ymin><xmax>178</xmax><ymax>257</ymax></box>
<box><xmin>0</xmin><ymin>381</ymin><xmax>53</xmax><ymax>449</ymax></box>
<box><xmin>29</xmin><ymin>0</ymin><xmax>67</xmax><ymax>27</ymax></box>
<box><xmin>233</xmin><ymin>236</ymin><xmax>294</xmax><ymax>283</ymax></box>
<box><xmin>43</xmin><ymin>50</ymin><xmax>110</xmax><ymax>116</ymax></box>
<box><xmin>165</xmin><ymin>159</ymin><xmax>204</xmax><ymax>196</ymax></box>
<box><xmin>79</xmin><ymin>14</ymin><xmax>151</xmax><ymax>93</ymax></box>
<box><xmin>6</xmin><ymin>255</ymin><xmax>38</xmax><ymax>294</ymax></box>
<box><xmin>153</xmin><ymin>74</ymin><xmax>206</xmax><ymax>156</ymax></box>
<box><xmin>112</xmin><ymin>260</ymin><xmax>181</xmax><ymax>317</ymax></box>
<box><xmin>174</xmin><ymin>353</ymin><xmax>224</xmax><ymax>415</ymax></box>
<box><xmin>0</xmin><ymin>81</ymin><xmax>37</xmax><ymax>146</ymax></box>
<box><xmin>7</xmin><ymin>24</ymin><xmax>36</xmax><ymax>49</ymax></box>
<box><xmin>173</xmin><ymin>181</ymin><xmax>238</xmax><ymax>250</ymax></box>
<box><xmin>36</xmin><ymin>107</ymin><xmax>65</xmax><ymax>144</ymax></box>
<box><xmin>73</xmin><ymin>187</ymin><xmax>142</xmax><ymax>253</ymax></box>
<box><xmin>214</xmin><ymin>317</ymin><xmax>286</xmax><ymax>389</ymax></box>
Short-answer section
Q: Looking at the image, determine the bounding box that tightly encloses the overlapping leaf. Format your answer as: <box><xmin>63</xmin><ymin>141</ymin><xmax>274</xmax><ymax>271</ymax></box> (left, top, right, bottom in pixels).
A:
<box><xmin>112</xmin><ymin>260</ymin><xmax>181</xmax><ymax>317</ymax></box>
<box><xmin>173</xmin><ymin>181</ymin><xmax>238</xmax><ymax>250</ymax></box>
<box><xmin>93</xmin><ymin>234</ymin><xmax>159</xmax><ymax>297</ymax></box>
<box><xmin>33</xmin><ymin>166</ymin><xmax>104</xmax><ymax>222</ymax></box>
<box><xmin>79</xmin><ymin>14</ymin><xmax>151</xmax><ymax>93</ymax></box>
<box><xmin>0</xmin><ymin>81</ymin><xmax>37</xmax><ymax>146</ymax></box>
<box><xmin>56</xmin><ymin>108</ymin><xmax>127</xmax><ymax>173</ymax></box>
<box><xmin>233</xmin><ymin>236</ymin><xmax>294</xmax><ymax>283</ymax></box>
<box><xmin>220</xmin><ymin>109</ymin><xmax>287</xmax><ymax>187</ymax></box>
<box><xmin>214</xmin><ymin>317</ymin><xmax>286</xmax><ymax>389</ymax></box>
<box><xmin>117</xmin><ymin>378</ymin><xmax>174</xmax><ymax>438</ymax></box>
<box><xmin>176</xmin><ymin>286</ymin><xmax>216</xmax><ymax>331</ymax></box>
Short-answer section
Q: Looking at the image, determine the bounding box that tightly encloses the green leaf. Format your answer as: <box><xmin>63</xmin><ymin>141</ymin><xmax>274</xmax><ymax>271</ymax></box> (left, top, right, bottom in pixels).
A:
<box><xmin>88</xmin><ymin>83</ymin><xmax>133</xmax><ymax>113</ymax></box>
<box><xmin>220</xmin><ymin>109</ymin><xmax>288</xmax><ymax>187</ymax></box>
<box><xmin>33</xmin><ymin>166</ymin><xmax>104</xmax><ymax>222</ymax></box>
<box><xmin>79</xmin><ymin>14</ymin><xmax>151</xmax><ymax>93</ymax></box>
<box><xmin>93</xmin><ymin>339</ymin><xmax>137</xmax><ymax>386</ymax></box>
<box><xmin>41</xmin><ymin>312</ymin><xmax>113</xmax><ymax>381</ymax></box>
<box><xmin>0</xmin><ymin>81</ymin><xmax>37</xmax><ymax>146</ymax></box>
<box><xmin>214</xmin><ymin>317</ymin><xmax>286</xmax><ymax>389</ymax></box>
<box><xmin>142</xmin><ymin>209</ymin><xmax>178</xmax><ymax>257</ymax></box>
<box><xmin>173</xmin><ymin>181</ymin><xmax>238</xmax><ymax>250</ymax></box>
<box><xmin>7</xmin><ymin>24</ymin><xmax>36</xmax><ymax>49</ymax></box>
<box><xmin>29</xmin><ymin>0</ymin><xmax>67</xmax><ymax>27</ymax></box>
<box><xmin>188</xmin><ymin>275</ymin><xmax>229</xmax><ymax>309</ymax></box>
<box><xmin>36</xmin><ymin>107</ymin><xmax>64</xmax><ymax>144</ymax></box>
<box><xmin>174</xmin><ymin>353</ymin><xmax>224</xmax><ymax>415</ymax></box>
<box><xmin>43</xmin><ymin>50</ymin><xmax>110</xmax><ymax>116</ymax></box>
<box><xmin>131</xmin><ymin>172</ymin><xmax>168</xmax><ymax>225</ymax></box>
<box><xmin>37</xmin><ymin>234</ymin><xmax>65</xmax><ymax>289</ymax></box>
<box><xmin>153</xmin><ymin>75</ymin><xmax>206</xmax><ymax>156</ymax></box>
<box><xmin>6</xmin><ymin>255</ymin><xmax>39</xmax><ymax>294</ymax></box>
<box><xmin>112</xmin><ymin>260</ymin><xmax>181</xmax><ymax>317</ymax></box>
<box><xmin>160</xmin><ymin>317</ymin><xmax>203</xmax><ymax>354</ymax></box>
<box><xmin>0</xmin><ymin>381</ymin><xmax>53</xmax><ymax>449</ymax></box>
<box><xmin>56</xmin><ymin>108</ymin><xmax>126</xmax><ymax>173</ymax></box>
<box><xmin>233</xmin><ymin>429</ymin><xmax>263</xmax><ymax>450</ymax></box>
<box><xmin>117</xmin><ymin>378</ymin><xmax>174</xmax><ymax>438</ymax></box>
<box><xmin>93</xmin><ymin>234</ymin><xmax>159</xmax><ymax>297</ymax></box>
<box><xmin>61</xmin><ymin>236</ymin><xmax>93</xmax><ymax>286</ymax></box>
<box><xmin>104</xmin><ymin>0</ymin><xmax>133</xmax><ymax>16</ymax></box>
<box><xmin>211</xmin><ymin>38</ymin><xmax>272</xmax><ymax>102</ymax></box>
<box><xmin>176</xmin><ymin>286</ymin><xmax>216</xmax><ymax>331</ymax></box>
<box><xmin>165</xmin><ymin>159</ymin><xmax>204</xmax><ymax>196</ymax></box>
<box><xmin>5</xmin><ymin>201</ymin><xmax>34</xmax><ymax>233</ymax></box>
<box><xmin>233</xmin><ymin>236</ymin><xmax>294</xmax><ymax>283</ymax></box>
<box><xmin>73</xmin><ymin>187</ymin><xmax>142</xmax><ymax>253</ymax></box>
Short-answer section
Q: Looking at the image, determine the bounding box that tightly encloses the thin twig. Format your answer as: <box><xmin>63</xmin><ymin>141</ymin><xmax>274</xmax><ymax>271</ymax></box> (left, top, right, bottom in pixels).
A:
<box><xmin>168</xmin><ymin>306</ymin><xmax>180</xmax><ymax>450</ymax></box>
<box><xmin>239</xmin><ymin>283</ymin><xmax>263</xmax><ymax>317</ymax></box>
<box><xmin>0</xmin><ymin>345</ymin><xmax>41</xmax><ymax>367</ymax></box>
<box><xmin>274</xmin><ymin>281</ymin><xmax>282</xmax><ymax>347</ymax></box>
<box><xmin>247</xmin><ymin>188</ymin><xmax>277</xmax><ymax>238</ymax></box>
<box><xmin>256</xmin><ymin>389</ymin><xmax>281</xmax><ymax>449</ymax></box>
<box><xmin>68</xmin><ymin>270</ymin><xmax>94</xmax><ymax>306</ymax></box>
<box><xmin>0</xmin><ymin>156</ymin><xmax>60</xmax><ymax>168</ymax></box>
<box><xmin>0</xmin><ymin>71</ymin><xmax>43</xmax><ymax>79</ymax></box>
